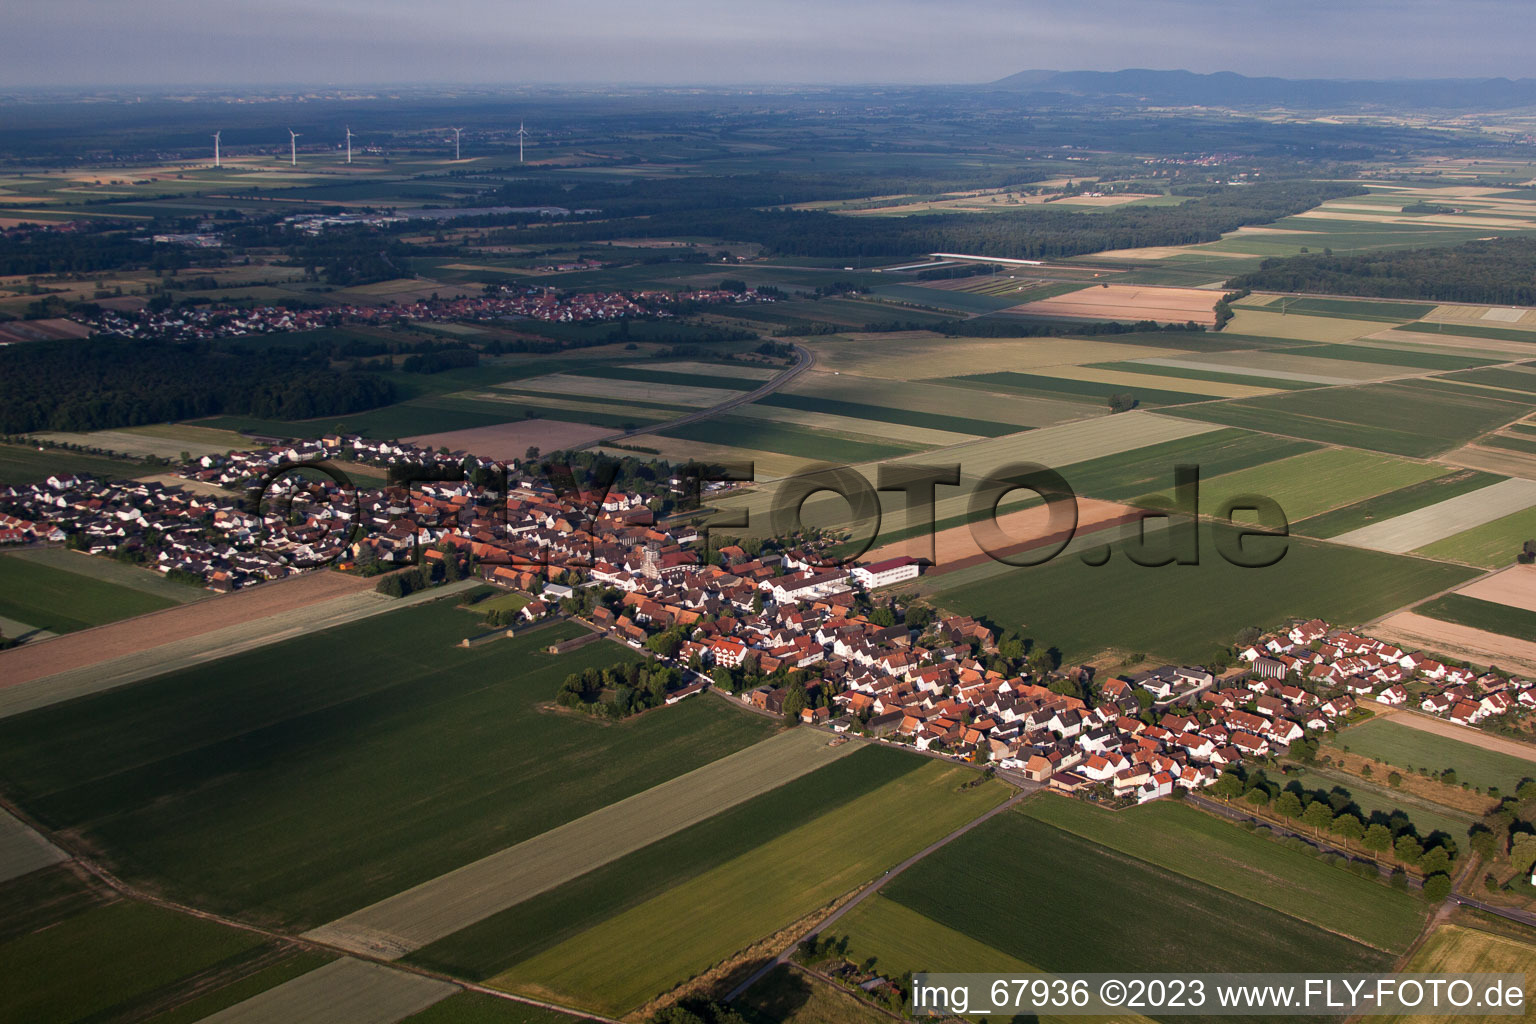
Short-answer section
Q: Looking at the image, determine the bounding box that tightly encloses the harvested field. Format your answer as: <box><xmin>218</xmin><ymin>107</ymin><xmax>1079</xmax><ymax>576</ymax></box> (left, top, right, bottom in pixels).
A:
<box><xmin>1025</xmin><ymin>363</ymin><xmax>1274</xmax><ymax>398</ymax></box>
<box><xmin>1330</xmin><ymin>478</ymin><xmax>1536</xmax><ymax>553</ymax></box>
<box><xmin>1451</xmin><ymin>564</ymin><xmax>1536</xmax><ymax>613</ymax></box>
<box><xmin>32</xmin><ymin>424</ymin><xmax>245</xmax><ymax>460</ymax></box>
<box><xmin>306</xmin><ymin>728</ymin><xmax>851</xmax><ymax>959</ymax></box>
<box><xmin>1438</xmin><ymin>443</ymin><xmax>1536</xmax><ymax>482</ymax></box>
<box><xmin>1378</xmin><ymin>926</ymin><xmax>1536</xmax><ymax>1024</ymax></box>
<box><xmin>1371</xmin><ymin>612</ymin><xmax>1536</xmax><ymax>678</ymax></box>
<box><xmin>403</xmin><ymin>420</ymin><xmax>614</xmax><ymax>460</ymax></box>
<box><xmin>199</xmin><ymin>957</ymin><xmax>456</xmax><ymax>1024</ymax></box>
<box><xmin>803</xmin><ymin>334</ymin><xmax>1186</xmax><ymax>379</ymax></box>
<box><xmin>0</xmin><ymin>808</ymin><xmax>67</xmax><ymax>885</ymax></box>
<box><xmin>1003</xmin><ymin>284</ymin><xmax>1218</xmax><ymax>326</ymax></box>
<box><xmin>0</xmin><ymin>569</ymin><xmax>376</xmax><ymax>700</ymax></box>
<box><xmin>1225</xmin><ymin>308</ymin><xmax>1382</xmax><ymax>342</ymax></box>
<box><xmin>1371</xmin><ymin>329</ymin><xmax>1532</xmax><ymax>358</ymax></box>
<box><xmin>863</xmin><ymin>496</ymin><xmax>1137</xmax><ymax>569</ymax></box>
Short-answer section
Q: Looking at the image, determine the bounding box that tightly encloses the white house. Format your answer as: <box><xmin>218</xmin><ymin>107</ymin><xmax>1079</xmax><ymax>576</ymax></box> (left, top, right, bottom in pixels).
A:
<box><xmin>851</xmin><ymin>556</ymin><xmax>923</xmax><ymax>590</ymax></box>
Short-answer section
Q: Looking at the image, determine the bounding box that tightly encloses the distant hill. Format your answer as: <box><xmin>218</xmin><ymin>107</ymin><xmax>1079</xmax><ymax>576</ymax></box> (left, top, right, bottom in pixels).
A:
<box><xmin>984</xmin><ymin>69</ymin><xmax>1536</xmax><ymax>110</ymax></box>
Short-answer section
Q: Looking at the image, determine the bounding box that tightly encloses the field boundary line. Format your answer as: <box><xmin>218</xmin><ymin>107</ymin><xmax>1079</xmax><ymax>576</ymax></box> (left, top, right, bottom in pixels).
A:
<box><xmin>304</xmin><ymin>727</ymin><xmax>855</xmax><ymax>959</ymax></box>
<box><xmin>724</xmin><ymin>786</ymin><xmax>1033</xmax><ymax>1003</ymax></box>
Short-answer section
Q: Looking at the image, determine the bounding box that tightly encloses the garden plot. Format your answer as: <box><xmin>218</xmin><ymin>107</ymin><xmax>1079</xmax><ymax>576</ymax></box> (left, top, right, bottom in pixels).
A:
<box><xmin>1331</xmin><ymin>478</ymin><xmax>1536</xmax><ymax>553</ymax></box>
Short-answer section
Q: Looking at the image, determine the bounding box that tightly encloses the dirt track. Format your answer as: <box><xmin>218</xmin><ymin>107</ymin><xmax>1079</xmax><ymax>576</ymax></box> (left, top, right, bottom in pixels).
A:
<box><xmin>0</xmin><ymin>570</ymin><xmax>373</xmax><ymax>688</ymax></box>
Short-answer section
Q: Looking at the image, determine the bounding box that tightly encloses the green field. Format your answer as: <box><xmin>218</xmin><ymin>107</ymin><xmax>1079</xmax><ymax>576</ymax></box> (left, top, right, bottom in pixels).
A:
<box><xmin>0</xmin><ymin>555</ymin><xmax>178</xmax><ymax>634</ymax></box>
<box><xmin>1293</xmin><ymin>470</ymin><xmax>1505</xmax><ymax>539</ymax></box>
<box><xmin>2</xmin><ymin>547</ymin><xmax>206</xmax><ymax>604</ymax></box>
<box><xmin>569</xmin><ymin>365</ymin><xmax>762</xmax><ymax>390</ymax></box>
<box><xmin>408</xmin><ymin>745</ymin><xmax>926</xmax><ymax>980</ymax></box>
<box><xmin>871</xmin><ymin>810</ymin><xmax>1395</xmax><ymax>980</ymax></box>
<box><xmin>950</xmin><ymin>371</ymin><xmax>1213</xmax><ymax>406</ymax></box>
<box><xmin>1334</xmin><ymin>718</ymin><xmax>1536</xmax><ymax>793</ymax></box>
<box><xmin>1132</xmin><ymin>446</ymin><xmax>1446</xmax><ymax>522</ymax></box>
<box><xmin>756</xmin><ymin>392</ymin><xmax>1019</xmax><ymax>436</ymax></box>
<box><xmin>1414</xmin><ymin>505</ymin><xmax>1536</xmax><ymax>567</ymax></box>
<box><xmin>467</xmin><ymin>589</ymin><xmax>531</xmax><ymax>617</ymax></box>
<box><xmin>0</xmin><ymin>443</ymin><xmax>144</xmax><ymax>486</ymax></box>
<box><xmin>1169</xmin><ymin>379</ymin><xmax>1536</xmax><ymax>457</ymax></box>
<box><xmin>1021</xmin><ymin>797</ymin><xmax>1425</xmax><ymax>951</ymax></box>
<box><xmin>0</xmin><ymin>603</ymin><xmax>774</xmax><ymax>929</ymax></box>
<box><xmin>931</xmin><ymin>522</ymin><xmax>1474</xmax><ymax>663</ymax></box>
<box><xmin>1440</xmin><ymin>365</ymin><xmax>1536</xmax><ymax>395</ymax></box>
<box><xmin>658</xmin><ymin>415</ymin><xmax>922</xmax><ymax>462</ymax></box>
<box><xmin>1414</xmin><ymin>594</ymin><xmax>1536</xmax><ymax>642</ymax></box>
<box><xmin>490</xmin><ymin>761</ymin><xmax>1008</xmax><ymax>1015</ymax></box>
<box><xmin>0</xmin><ymin>883</ymin><xmax>272</xmax><ymax>1024</ymax></box>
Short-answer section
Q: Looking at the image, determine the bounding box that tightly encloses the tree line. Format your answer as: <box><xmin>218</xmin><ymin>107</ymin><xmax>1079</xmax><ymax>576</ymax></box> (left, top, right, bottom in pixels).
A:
<box><xmin>0</xmin><ymin>337</ymin><xmax>396</xmax><ymax>433</ymax></box>
<box><xmin>509</xmin><ymin>180</ymin><xmax>1364</xmax><ymax>261</ymax></box>
<box><xmin>1228</xmin><ymin>237</ymin><xmax>1536</xmax><ymax>306</ymax></box>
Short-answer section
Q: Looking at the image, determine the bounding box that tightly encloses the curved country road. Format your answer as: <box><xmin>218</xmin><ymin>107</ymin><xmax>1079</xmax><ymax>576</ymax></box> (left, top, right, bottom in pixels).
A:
<box><xmin>574</xmin><ymin>343</ymin><xmax>815</xmax><ymax>451</ymax></box>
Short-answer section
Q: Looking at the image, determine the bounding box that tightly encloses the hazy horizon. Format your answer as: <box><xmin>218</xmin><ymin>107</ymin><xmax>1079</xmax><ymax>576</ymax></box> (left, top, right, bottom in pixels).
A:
<box><xmin>5</xmin><ymin>0</ymin><xmax>1535</xmax><ymax>89</ymax></box>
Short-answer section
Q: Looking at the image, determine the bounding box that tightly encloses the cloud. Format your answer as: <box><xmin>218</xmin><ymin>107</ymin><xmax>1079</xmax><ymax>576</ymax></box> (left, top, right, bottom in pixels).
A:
<box><xmin>2</xmin><ymin>0</ymin><xmax>1533</xmax><ymax>86</ymax></box>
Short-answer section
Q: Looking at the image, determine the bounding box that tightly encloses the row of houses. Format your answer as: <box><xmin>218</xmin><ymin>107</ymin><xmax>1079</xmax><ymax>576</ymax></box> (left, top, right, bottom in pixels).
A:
<box><xmin>1240</xmin><ymin>618</ymin><xmax>1536</xmax><ymax>727</ymax></box>
<box><xmin>76</xmin><ymin>285</ymin><xmax>775</xmax><ymax>343</ymax></box>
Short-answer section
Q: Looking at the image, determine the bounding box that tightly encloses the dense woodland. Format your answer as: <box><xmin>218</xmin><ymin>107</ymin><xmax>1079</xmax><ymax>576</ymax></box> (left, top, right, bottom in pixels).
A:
<box><xmin>0</xmin><ymin>338</ymin><xmax>396</xmax><ymax>433</ymax></box>
<box><xmin>512</xmin><ymin>180</ymin><xmax>1364</xmax><ymax>260</ymax></box>
<box><xmin>1228</xmin><ymin>237</ymin><xmax>1536</xmax><ymax>305</ymax></box>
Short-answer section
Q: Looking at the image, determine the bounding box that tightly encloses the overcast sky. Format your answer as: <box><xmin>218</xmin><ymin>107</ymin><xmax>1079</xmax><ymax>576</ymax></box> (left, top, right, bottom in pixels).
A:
<box><xmin>5</xmin><ymin>0</ymin><xmax>1534</xmax><ymax>88</ymax></box>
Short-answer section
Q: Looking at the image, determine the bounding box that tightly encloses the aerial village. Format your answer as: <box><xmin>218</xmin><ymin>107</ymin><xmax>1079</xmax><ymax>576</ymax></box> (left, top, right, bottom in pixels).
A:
<box><xmin>71</xmin><ymin>283</ymin><xmax>775</xmax><ymax>343</ymax></box>
<box><xmin>2</xmin><ymin>434</ymin><xmax>1534</xmax><ymax>808</ymax></box>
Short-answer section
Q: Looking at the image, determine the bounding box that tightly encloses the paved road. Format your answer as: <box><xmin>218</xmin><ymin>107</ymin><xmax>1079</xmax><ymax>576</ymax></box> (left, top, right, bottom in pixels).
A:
<box><xmin>725</xmin><ymin>786</ymin><xmax>1035</xmax><ymax>1002</ymax></box>
<box><xmin>574</xmin><ymin>344</ymin><xmax>815</xmax><ymax>451</ymax></box>
<box><xmin>1450</xmin><ymin>894</ymin><xmax>1536</xmax><ymax>931</ymax></box>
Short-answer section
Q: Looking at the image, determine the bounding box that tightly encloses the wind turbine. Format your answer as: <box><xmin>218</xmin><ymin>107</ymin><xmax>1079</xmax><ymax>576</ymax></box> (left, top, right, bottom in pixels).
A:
<box><xmin>212</xmin><ymin>131</ymin><xmax>221</xmax><ymax>168</ymax></box>
<box><xmin>516</xmin><ymin>120</ymin><xmax>528</xmax><ymax>163</ymax></box>
<box><xmin>450</xmin><ymin>127</ymin><xmax>463</xmax><ymax>161</ymax></box>
<box><xmin>344</xmin><ymin>126</ymin><xmax>354</xmax><ymax>164</ymax></box>
<box><xmin>288</xmin><ymin>129</ymin><xmax>301</xmax><ymax>166</ymax></box>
